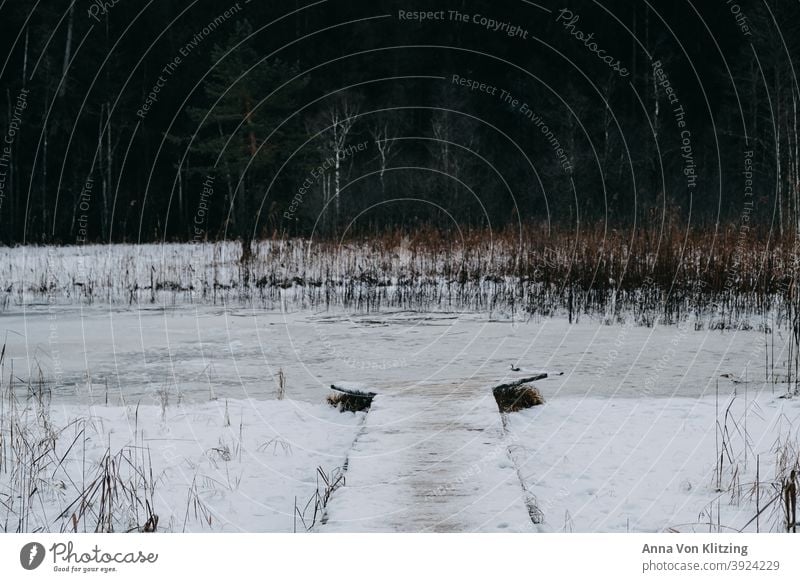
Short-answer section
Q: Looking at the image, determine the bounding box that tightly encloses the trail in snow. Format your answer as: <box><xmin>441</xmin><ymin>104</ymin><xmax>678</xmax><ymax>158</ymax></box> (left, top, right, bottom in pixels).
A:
<box><xmin>321</xmin><ymin>382</ymin><xmax>534</xmax><ymax>532</ymax></box>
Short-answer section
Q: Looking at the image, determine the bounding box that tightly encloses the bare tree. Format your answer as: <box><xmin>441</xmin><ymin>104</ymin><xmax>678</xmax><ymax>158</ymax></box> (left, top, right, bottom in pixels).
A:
<box><xmin>59</xmin><ymin>3</ymin><xmax>74</xmax><ymax>98</ymax></box>
<box><xmin>369</xmin><ymin>122</ymin><xmax>397</xmax><ymax>198</ymax></box>
<box><xmin>430</xmin><ymin>110</ymin><xmax>475</xmax><ymax>209</ymax></box>
<box><xmin>326</xmin><ymin>100</ymin><xmax>359</xmax><ymax>219</ymax></box>
<box><xmin>308</xmin><ymin>97</ymin><xmax>361</xmax><ymax>230</ymax></box>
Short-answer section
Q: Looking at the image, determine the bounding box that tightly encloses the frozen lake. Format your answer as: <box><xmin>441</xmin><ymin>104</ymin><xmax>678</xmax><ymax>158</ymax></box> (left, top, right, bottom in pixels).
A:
<box><xmin>1</xmin><ymin>304</ymin><xmax>784</xmax><ymax>406</ymax></box>
<box><xmin>2</xmin><ymin>303</ymin><xmax>797</xmax><ymax>532</ymax></box>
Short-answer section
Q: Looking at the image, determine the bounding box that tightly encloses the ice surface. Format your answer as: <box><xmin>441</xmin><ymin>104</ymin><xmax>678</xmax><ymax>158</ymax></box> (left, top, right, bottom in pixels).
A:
<box><xmin>0</xmin><ymin>307</ymin><xmax>785</xmax><ymax>406</ymax></box>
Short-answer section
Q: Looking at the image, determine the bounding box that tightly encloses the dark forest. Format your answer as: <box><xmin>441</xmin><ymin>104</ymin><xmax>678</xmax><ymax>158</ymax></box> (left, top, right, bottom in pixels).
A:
<box><xmin>0</xmin><ymin>1</ymin><xmax>798</xmax><ymax>245</ymax></box>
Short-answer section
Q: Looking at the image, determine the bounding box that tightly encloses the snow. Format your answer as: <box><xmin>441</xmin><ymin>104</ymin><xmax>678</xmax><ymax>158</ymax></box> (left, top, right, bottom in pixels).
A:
<box><xmin>0</xmin><ymin>397</ymin><xmax>364</xmax><ymax>532</ymax></box>
<box><xmin>322</xmin><ymin>387</ymin><xmax>533</xmax><ymax>532</ymax></box>
<box><xmin>2</xmin><ymin>242</ymin><xmax>800</xmax><ymax>532</ymax></box>
<box><xmin>506</xmin><ymin>391</ymin><xmax>799</xmax><ymax>533</ymax></box>
<box><xmin>330</xmin><ymin>383</ymin><xmax>376</xmax><ymax>396</ymax></box>
<box><xmin>6</xmin><ymin>372</ymin><xmax>794</xmax><ymax>533</ymax></box>
<box><xmin>0</xmin><ymin>370</ymin><xmax>800</xmax><ymax>532</ymax></box>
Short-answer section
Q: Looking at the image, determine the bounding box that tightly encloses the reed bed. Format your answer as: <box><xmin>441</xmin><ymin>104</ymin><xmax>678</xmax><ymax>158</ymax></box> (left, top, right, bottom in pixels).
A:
<box><xmin>1</xmin><ymin>224</ymin><xmax>797</xmax><ymax>327</ymax></box>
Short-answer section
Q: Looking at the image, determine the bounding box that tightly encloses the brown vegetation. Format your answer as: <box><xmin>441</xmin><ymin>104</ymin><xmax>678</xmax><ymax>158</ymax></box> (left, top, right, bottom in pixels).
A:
<box><xmin>326</xmin><ymin>392</ymin><xmax>373</xmax><ymax>413</ymax></box>
<box><xmin>493</xmin><ymin>384</ymin><xmax>545</xmax><ymax>413</ymax></box>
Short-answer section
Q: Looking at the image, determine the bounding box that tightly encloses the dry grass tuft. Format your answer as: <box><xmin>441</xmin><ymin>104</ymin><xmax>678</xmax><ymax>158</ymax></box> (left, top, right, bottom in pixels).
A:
<box><xmin>493</xmin><ymin>384</ymin><xmax>545</xmax><ymax>412</ymax></box>
<box><xmin>326</xmin><ymin>392</ymin><xmax>373</xmax><ymax>413</ymax></box>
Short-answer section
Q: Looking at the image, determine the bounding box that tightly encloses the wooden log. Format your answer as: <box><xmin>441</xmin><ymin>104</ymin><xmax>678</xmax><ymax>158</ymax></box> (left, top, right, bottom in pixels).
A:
<box><xmin>491</xmin><ymin>374</ymin><xmax>548</xmax><ymax>391</ymax></box>
<box><xmin>330</xmin><ymin>384</ymin><xmax>377</xmax><ymax>398</ymax></box>
<box><xmin>328</xmin><ymin>384</ymin><xmax>376</xmax><ymax>413</ymax></box>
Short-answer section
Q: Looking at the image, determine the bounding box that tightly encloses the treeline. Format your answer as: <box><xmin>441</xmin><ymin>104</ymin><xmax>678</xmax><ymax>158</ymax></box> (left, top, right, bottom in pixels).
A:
<box><xmin>0</xmin><ymin>0</ymin><xmax>798</xmax><ymax>245</ymax></box>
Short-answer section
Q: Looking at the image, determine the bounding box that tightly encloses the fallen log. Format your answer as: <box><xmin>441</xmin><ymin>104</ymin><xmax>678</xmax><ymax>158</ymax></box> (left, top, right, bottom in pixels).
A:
<box><xmin>329</xmin><ymin>383</ymin><xmax>377</xmax><ymax>398</ymax></box>
<box><xmin>328</xmin><ymin>383</ymin><xmax>376</xmax><ymax>412</ymax></box>
<box><xmin>493</xmin><ymin>374</ymin><xmax>549</xmax><ymax>390</ymax></box>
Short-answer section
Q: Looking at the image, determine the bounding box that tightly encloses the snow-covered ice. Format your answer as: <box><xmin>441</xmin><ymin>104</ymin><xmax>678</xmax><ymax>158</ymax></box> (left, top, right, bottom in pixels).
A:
<box><xmin>1</xmin><ymin>306</ymin><xmax>785</xmax><ymax>405</ymax></box>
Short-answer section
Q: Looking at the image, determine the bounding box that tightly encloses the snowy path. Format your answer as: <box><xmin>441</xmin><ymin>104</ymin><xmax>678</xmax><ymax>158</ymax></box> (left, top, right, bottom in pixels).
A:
<box><xmin>321</xmin><ymin>383</ymin><xmax>535</xmax><ymax>532</ymax></box>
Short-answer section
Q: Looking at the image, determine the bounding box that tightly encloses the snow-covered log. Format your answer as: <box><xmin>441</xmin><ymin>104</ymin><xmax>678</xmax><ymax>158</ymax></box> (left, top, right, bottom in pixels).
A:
<box><xmin>329</xmin><ymin>383</ymin><xmax>377</xmax><ymax>398</ymax></box>
<box><xmin>493</xmin><ymin>374</ymin><xmax>549</xmax><ymax>391</ymax></box>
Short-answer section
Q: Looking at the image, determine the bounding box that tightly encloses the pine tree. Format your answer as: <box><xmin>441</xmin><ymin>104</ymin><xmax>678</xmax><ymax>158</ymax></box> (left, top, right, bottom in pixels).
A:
<box><xmin>187</xmin><ymin>20</ymin><xmax>307</xmax><ymax>255</ymax></box>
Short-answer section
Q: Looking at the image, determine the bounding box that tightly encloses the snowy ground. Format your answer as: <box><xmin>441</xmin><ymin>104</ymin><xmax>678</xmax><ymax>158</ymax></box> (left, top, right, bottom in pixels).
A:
<box><xmin>134</xmin><ymin>398</ymin><xmax>361</xmax><ymax>533</ymax></box>
<box><xmin>0</xmin><ymin>396</ymin><xmax>363</xmax><ymax>533</ymax></box>
<box><xmin>2</xmin><ymin>243</ymin><xmax>799</xmax><ymax>533</ymax></box>
<box><xmin>508</xmin><ymin>392</ymin><xmax>800</xmax><ymax>533</ymax></box>
<box><xmin>2</xmin><ymin>372</ymin><xmax>796</xmax><ymax>533</ymax></box>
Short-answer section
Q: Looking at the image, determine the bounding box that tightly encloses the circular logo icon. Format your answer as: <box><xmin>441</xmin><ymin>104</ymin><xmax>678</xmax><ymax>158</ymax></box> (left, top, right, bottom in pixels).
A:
<box><xmin>20</xmin><ymin>542</ymin><xmax>46</xmax><ymax>570</ymax></box>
